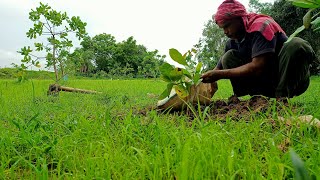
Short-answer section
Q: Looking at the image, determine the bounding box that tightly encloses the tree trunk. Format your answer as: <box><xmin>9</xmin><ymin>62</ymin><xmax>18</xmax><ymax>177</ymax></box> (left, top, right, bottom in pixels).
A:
<box><xmin>52</xmin><ymin>35</ymin><xmax>59</xmax><ymax>82</ymax></box>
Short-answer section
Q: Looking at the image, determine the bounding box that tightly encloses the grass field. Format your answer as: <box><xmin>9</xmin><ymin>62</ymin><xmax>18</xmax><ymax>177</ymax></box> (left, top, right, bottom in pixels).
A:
<box><xmin>0</xmin><ymin>77</ymin><xmax>319</xmax><ymax>179</ymax></box>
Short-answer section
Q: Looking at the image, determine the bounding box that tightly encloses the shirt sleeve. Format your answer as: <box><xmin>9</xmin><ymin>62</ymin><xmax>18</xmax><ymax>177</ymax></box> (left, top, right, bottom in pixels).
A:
<box><xmin>251</xmin><ymin>32</ymin><xmax>277</xmax><ymax>58</ymax></box>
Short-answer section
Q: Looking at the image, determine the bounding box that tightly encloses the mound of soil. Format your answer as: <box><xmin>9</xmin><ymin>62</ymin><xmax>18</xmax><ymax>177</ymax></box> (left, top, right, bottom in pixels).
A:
<box><xmin>209</xmin><ymin>95</ymin><xmax>274</xmax><ymax>120</ymax></box>
<box><xmin>139</xmin><ymin>96</ymin><xmax>296</xmax><ymax>121</ymax></box>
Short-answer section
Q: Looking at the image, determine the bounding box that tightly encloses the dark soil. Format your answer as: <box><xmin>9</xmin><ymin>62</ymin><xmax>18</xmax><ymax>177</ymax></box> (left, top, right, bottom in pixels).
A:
<box><xmin>138</xmin><ymin>96</ymin><xmax>299</xmax><ymax>121</ymax></box>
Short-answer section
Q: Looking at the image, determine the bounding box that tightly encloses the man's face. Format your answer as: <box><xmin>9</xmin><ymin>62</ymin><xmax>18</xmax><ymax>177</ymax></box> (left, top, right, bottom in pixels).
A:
<box><xmin>217</xmin><ymin>17</ymin><xmax>245</xmax><ymax>40</ymax></box>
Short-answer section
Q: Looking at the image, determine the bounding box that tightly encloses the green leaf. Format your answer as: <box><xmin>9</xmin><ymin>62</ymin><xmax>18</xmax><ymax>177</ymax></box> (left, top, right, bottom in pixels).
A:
<box><xmin>182</xmin><ymin>69</ymin><xmax>192</xmax><ymax>79</ymax></box>
<box><xmin>184</xmin><ymin>81</ymin><xmax>192</xmax><ymax>92</ymax></box>
<box><xmin>191</xmin><ymin>48</ymin><xmax>197</xmax><ymax>53</ymax></box>
<box><xmin>174</xmin><ymin>84</ymin><xmax>189</xmax><ymax>98</ymax></box>
<box><xmin>313</xmin><ymin>26</ymin><xmax>320</xmax><ymax>31</ymax></box>
<box><xmin>34</xmin><ymin>43</ymin><xmax>43</xmax><ymax>51</ymax></box>
<box><xmin>160</xmin><ymin>75</ymin><xmax>172</xmax><ymax>82</ymax></box>
<box><xmin>169</xmin><ymin>48</ymin><xmax>187</xmax><ymax>66</ymax></box>
<box><xmin>289</xmin><ymin>0</ymin><xmax>320</xmax><ymax>8</ymax></box>
<box><xmin>21</xmin><ymin>56</ymin><xmax>31</xmax><ymax>63</ymax></box>
<box><xmin>311</xmin><ymin>17</ymin><xmax>320</xmax><ymax>25</ymax></box>
<box><xmin>35</xmin><ymin>62</ymin><xmax>41</xmax><ymax>68</ymax></box>
<box><xmin>193</xmin><ymin>73</ymin><xmax>201</xmax><ymax>86</ymax></box>
<box><xmin>169</xmin><ymin>68</ymin><xmax>184</xmax><ymax>81</ymax></box>
<box><xmin>311</xmin><ymin>17</ymin><xmax>320</xmax><ymax>31</ymax></box>
<box><xmin>286</xmin><ymin>25</ymin><xmax>305</xmax><ymax>43</ymax></box>
<box><xmin>303</xmin><ymin>9</ymin><xmax>313</xmax><ymax>29</ymax></box>
<box><xmin>160</xmin><ymin>63</ymin><xmax>184</xmax><ymax>81</ymax></box>
<box><xmin>195</xmin><ymin>62</ymin><xmax>203</xmax><ymax>73</ymax></box>
<box><xmin>290</xmin><ymin>149</ymin><xmax>311</xmax><ymax>180</ymax></box>
<box><xmin>21</xmin><ymin>63</ymin><xmax>27</xmax><ymax>69</ymax></box>
<box><xmin>158</xmin><ymin>83</ymin><xmax>174</xmax><ymax>100</ymax></box>
<box><xmin>159</xmin><ymin>62</ymin><xmax>174</xmax><ymax>76</ymax></box>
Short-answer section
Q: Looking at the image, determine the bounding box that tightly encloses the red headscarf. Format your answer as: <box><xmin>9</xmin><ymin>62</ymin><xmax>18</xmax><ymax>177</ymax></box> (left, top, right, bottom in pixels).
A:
<box><xmin>214</xmin><ymin>0</ymin><xmax>286</xmax><ymax>41</ymax></box>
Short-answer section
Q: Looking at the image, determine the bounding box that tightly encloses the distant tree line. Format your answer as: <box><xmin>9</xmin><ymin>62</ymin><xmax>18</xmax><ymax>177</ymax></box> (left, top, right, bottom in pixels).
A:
<box><xmin>66</xmin><ymin>34</ymin><xmax>166</xmax><ymax>78</ymax></box>
<box><xmin>195</xmin><ymin>0</ymin><xmax>320</xmax><ymax>75</ymax></box>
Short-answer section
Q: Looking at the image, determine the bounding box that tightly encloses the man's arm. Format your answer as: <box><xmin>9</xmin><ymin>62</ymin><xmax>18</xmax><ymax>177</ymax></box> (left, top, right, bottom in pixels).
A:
<box><xmin>201</xmin><ymin>53</ymin><xmax>272</xmax><ymax>83</ymax></box>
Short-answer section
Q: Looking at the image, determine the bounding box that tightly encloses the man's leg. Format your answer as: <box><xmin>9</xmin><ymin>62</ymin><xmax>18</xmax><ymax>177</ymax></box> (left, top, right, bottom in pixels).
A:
<box><xmin>276</xmin><ymin>37</ymin><xmax>315</xmax><ymax>98</ymax></box>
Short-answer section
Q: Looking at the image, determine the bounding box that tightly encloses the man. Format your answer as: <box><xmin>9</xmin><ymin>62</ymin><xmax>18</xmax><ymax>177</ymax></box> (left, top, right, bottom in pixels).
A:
<box><xmin>201</xmin><ymin>0</ymin><xmax>315</xmax><ymax>100</ymax></box>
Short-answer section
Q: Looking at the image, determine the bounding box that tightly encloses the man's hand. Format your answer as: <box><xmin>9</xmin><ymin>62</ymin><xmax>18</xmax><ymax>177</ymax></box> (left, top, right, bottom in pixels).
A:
<box><xmin>201</xmin><ymin>70</ymin><xmax>221</xmax><ymax>83</ymax></box>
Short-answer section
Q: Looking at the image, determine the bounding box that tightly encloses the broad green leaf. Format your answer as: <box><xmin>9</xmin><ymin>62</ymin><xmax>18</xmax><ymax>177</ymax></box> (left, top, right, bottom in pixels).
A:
<box><xmin>158</xmin><ymin>89</ymin><xmax>170</xmax><ymax>100</ymax></box>
<box><xmin>311</xmin><ymin>17</ymin><xmax>320</xmax><ymax>31</ymax></box>
<box><xmin>159</xmin><ymin>63</ymin><xmax>174</xmax><ymax>76</ymax></box>
<box><xmin>290</xmin><ymin>149</ymin><xmax>311</xmax><ymax>180</ymax></box>
<box><xmin>193</xmin><ymin>74</ymin><xmax>201</xmax><ymax>85</ymax></box>
<box><xmin>160</xmin><ymin>75</ymin><xmax>172</xmax><ymax>82</ymax></box>
<box><xmin>193</xmin><ymin>73</ymin><xmax>201</xmax><ymax>85</ymax></box>
<box><xmin>182</xmin><ymin>69</ymin><xmax>192</xmax><ymax>79</ymax></box>
<box><xmin>290</xmin><ymin>0</ymin><xmax>319</xmax><ymax>8</ymax></box>
<box><xmin>158</xmin><ymin>83</ymin><xmax>174</xmax><ymax>100</ymax></box>
<box><xmin>160</xmin><ymin>65</ymin><xmax>184</xmax><ymax>81</ymax></box>
<box><xmin>169</xmin><ymin>48</ymin><xmax>187</xmax><ymax>66</ymax></box>
<box><xmin>286</xmin><ymin>25</ymin><xmax>305</xmax><ymax>43</ymax></box>
<box><xmin>174</xmin><ymin>85</ymin><xmax>189</xmax><ymax>98</ymax></box>
<box><xmin>303</xmin><ymin>9</ymin><xmax>313</xmax><ymax>29</ymax></box>
<box><xmin>195</xmin><ymin>62</ymin><xmax>203</xmax><ymax>73</ymax></box>
<box><xmin>313</xmin><ymin>26</ymin><xmax>320</xmax><ymax>31</ymax></box>
<box><xmin>311</xmin><ymin>17</ymin><xmax>320</xmax><ymax>25</ymax></box>
<box><xmin>168</xmin><ymin>68</ymin><xmax>184</xmax><ymax>81</ymax></box>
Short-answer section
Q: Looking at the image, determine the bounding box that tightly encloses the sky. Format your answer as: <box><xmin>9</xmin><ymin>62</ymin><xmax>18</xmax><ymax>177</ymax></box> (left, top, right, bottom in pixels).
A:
<box><xmin>0</xmin><ymin>0</ymin><xmax>271</xmax><ymax>69</ymax></box>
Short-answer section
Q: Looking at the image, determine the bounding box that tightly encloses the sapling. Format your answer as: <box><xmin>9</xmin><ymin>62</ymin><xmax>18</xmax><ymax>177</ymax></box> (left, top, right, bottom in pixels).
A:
<box><xmin>158</xmin><ymin>48</ymin><xmax>203</xmax><ymax>100</ymax></box>
<box><xmin>18</xmin><ymin>2</ymin><xmax>87</xmax><ymax>82</ymax></box>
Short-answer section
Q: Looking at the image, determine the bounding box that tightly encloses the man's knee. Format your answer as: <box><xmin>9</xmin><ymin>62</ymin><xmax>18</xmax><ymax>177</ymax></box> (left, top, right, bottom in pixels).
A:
<box><xmin>281</xmin><ymin>37</ymin><xmax>315</xmax><ymax>63</ymax></box>
<box><xmin>221</xmin><ymin>49</ymin><xmax>243</xmax><ymax>69</ymax></box>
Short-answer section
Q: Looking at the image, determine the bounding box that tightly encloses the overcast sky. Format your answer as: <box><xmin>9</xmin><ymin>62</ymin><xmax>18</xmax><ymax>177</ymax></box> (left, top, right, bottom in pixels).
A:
<box><xmin>0</xmin><ymin>0</ymin><xmax>273</xmax><ymax>69</ymax></box>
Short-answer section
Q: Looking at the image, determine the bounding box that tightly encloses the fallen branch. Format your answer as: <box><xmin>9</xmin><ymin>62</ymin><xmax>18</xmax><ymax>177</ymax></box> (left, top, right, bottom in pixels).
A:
<box><xmin>47</xmin><ymin>84</ymin><xmax>102</xmax><ymax>95</ymax></box>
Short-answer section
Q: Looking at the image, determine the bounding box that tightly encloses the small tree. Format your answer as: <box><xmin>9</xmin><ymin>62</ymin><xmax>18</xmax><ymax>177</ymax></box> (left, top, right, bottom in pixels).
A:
<box><xmin>195</xmin><ymin>20</ymin><xmax>227</xmax><ymax>71</ymax></box>
<box><xmin>18</xmin><ymin>2</ymin><xmax>87</xmax><ymax>82</ymax></box>
<box><xmin>159</xmin><ymin>48</ymin><xmax>203</xmax><ymax>99</ymax></box>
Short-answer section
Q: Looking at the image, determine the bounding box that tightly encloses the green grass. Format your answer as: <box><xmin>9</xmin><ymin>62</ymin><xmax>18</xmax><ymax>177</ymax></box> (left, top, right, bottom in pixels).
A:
<box><xmin>0</xmin><ymin>77</ymin><xmax>319</xmax><ymax>179</ymax></box>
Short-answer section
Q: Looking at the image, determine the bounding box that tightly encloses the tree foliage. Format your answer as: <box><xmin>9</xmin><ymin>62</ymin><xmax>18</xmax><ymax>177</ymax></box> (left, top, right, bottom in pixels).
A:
<box><xmin>194</xmin><ymin>20</ymin><xmax>227</xmax><ymax>71</ymax></box>
<box><xmin>67</xmin><ymin>34</ymin><xmax>165</xmax><ymax>78</ymax></box>
<box><xmin>249</xmin><ymin>0</ymin><xmax>273</xmax><ymax>15</ymax></box>
<box><xmin>18</xmin><ymin>2</ymin><xmax>87</xmax><ymax>82</ymax></box>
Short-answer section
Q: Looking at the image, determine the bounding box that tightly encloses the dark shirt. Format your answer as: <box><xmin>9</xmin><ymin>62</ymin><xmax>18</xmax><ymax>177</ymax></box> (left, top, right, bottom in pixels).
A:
<box><xmin>216</xmin><ymin>31</ymin><xmax>288</xmax><ymax>97</ymax></box>
<box><xmin>217</xmin><ymin>31</ymin><xmax>287</xmax><ymax>69</ymax></box>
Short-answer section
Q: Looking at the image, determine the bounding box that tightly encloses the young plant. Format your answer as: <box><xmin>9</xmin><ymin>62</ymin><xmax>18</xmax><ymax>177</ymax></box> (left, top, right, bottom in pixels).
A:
<box><xmin>158</xmin><ymin>48</ymin><xmax>203</xmax><ymax>100</ymax></box>
<box><xmin>18</xmin><ymin>2</ymin><xmax>87</xmax><ymax>82</ymax></box>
